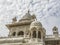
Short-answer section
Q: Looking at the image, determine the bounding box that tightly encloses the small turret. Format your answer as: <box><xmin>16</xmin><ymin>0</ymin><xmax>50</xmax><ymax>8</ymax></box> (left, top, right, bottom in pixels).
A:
<box><xmin>52</xmin><ymin>26</ymin><xmax>58</xmax><ymax>36</ymax></box>
<box><xmin>12</xmin><ymin>16</ymin><xmax>17</xmax><ymax>23</ymax></box>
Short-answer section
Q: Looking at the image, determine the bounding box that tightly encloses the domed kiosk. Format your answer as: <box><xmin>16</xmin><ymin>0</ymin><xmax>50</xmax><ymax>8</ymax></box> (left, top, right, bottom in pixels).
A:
<box><xmin>29</xmin><ymin>20</ymin><xmax>46</xmax><ymax>44</ymax></box>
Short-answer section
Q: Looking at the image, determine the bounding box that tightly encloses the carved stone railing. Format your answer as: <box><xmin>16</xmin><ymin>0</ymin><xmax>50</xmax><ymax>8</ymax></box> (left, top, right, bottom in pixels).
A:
<box><xmin>0</xmin><ymin>42</ymin><xmax>44</xmax><ymax>45</ymax></box>
<box><xmin>45</xmin><ymin>35</ymin><xmax>55</xmax><ymax>38</ymax></box>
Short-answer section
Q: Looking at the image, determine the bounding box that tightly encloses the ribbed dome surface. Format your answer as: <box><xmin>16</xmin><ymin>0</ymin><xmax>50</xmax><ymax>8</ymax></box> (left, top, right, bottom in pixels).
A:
<box><xmin>30</xmin><ymin>21</ymin><xmax>42</xmax><ymax>27</ymax></box>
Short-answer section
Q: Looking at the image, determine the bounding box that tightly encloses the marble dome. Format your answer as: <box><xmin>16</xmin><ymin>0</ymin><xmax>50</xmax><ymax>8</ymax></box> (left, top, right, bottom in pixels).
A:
<box><xmin>30</xmin><ymin>20</ymin><xmax>42</xmax><ymax>29</ymax></box>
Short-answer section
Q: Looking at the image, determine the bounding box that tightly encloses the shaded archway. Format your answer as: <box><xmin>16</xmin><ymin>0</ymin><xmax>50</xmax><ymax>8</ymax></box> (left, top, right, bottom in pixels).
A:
<box><xmin>18</xmin><ymin>31</ymin><xmax>24</xmax><ymax>36</ymax></box>
<box><xmin>12</xmin><ymin>32</ymin><xmax>16</xmax><ymax>36</ymax></box>
<box><xmin>38</xmin><ymin>31</ymin><xmax>41</xmax><ymax>39</ymax></box>
<box><xmin>33</xmin><ymin>31</ymin><xmax>36</xmax><ymax>38</ymax></box>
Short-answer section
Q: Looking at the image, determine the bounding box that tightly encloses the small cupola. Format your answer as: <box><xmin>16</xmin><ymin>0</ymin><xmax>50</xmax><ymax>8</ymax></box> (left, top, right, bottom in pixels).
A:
<box><xmin>52</xmin><ymin>26</ymin><xmax>58</xmax><ymax>36</ymax></box>
<box><xmin>29</xmin><ymin>20</ymin><xmax>46</xmax><ymax>42</ymax></box>
<box><xmin>12</xmin><ymin>16</ymin><xmax>17</xmax><ymax>23</ymax></box>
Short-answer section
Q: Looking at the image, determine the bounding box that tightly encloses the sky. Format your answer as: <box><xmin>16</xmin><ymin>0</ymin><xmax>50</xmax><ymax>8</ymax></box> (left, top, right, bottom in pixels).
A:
<box><xmin>0</xmin><ymin>0</ymin><xmax>60</xmax><ymax>37</ymax></box>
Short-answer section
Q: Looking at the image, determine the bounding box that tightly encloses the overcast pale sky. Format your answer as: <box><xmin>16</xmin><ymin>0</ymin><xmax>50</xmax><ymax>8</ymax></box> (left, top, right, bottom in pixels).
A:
<box><xmin>0</xmin><ymin>0</ymin><xmax>60</xmax><ymax>37</ymax></box>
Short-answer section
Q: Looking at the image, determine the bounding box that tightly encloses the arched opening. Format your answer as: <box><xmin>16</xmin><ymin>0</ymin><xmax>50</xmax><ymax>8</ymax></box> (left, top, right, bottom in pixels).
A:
<box><xmin>18</xmin><ymin>31</ymin><xmax>24</xmax><ymax>36</ymax></box>
<box><xmin>38</xmin><ymin>31</ymin><xmax>41</xmax><ymax>39</ymax></box>
<box><xmin>12</xmin><ymin>32</ymin><xmax>16</xmax><ymax>36</ymax></box>
<box><xmin>33</xmin><ymin>31</ymin><xmax>36</xmax><ymax>38</ymax></box>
